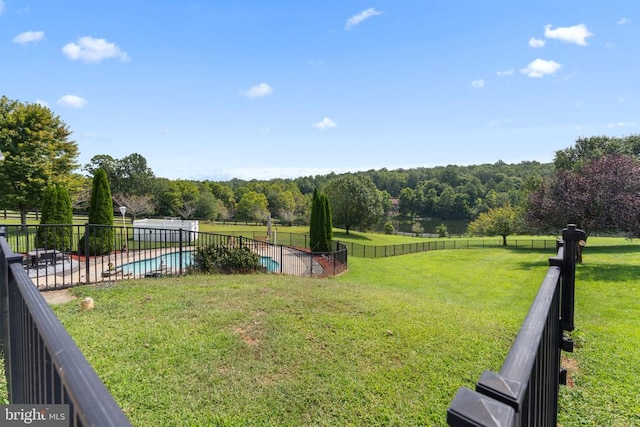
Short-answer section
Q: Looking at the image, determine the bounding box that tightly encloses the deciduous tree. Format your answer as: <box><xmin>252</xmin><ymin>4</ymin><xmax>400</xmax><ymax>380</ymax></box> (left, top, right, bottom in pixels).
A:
<box><xmin>236</xmin><ymin>191</ymin><xmax>269</xmax><ymax>222</ymax></box>
<box><xmin>467</xmin><ymin>205</ymin><xmax>517</xmax><ymax>246</ymax></box>
<box><xmin>84</xmin><ymin>153</ymin><xmax>155</xmax><ymax>196</ymax></box>
<box><xmin>554</xmin><ymin>135</ymin><xmax>640</xmax><ymax>171</ymax></box>
<box><xmin>527</xmin><ymin>154</ymin><xmax>640</xmax><ymax>236</ymax></box>
<box><xmin>0</xmin><ymin>96</ymin><xmax>79</xmax><ymax>224</ymax></box>
<box><xmin>324</xmin><ymin>175</ymin><xmax>384</xmax><ymax>234</ymax></box>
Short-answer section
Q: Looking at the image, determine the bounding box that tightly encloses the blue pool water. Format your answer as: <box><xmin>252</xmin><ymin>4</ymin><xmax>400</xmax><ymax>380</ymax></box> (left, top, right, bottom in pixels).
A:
<box><xmin>121</xmin><ymin>251</ymin><xmax>279</xmax><ymax>274</ymax></box>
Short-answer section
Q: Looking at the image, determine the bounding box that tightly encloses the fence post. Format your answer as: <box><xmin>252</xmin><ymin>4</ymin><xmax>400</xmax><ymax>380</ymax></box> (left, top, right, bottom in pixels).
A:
<box><xmin>561</xmin><ymin>224</ymin><xmax>586</xmax><ymax>332</ymax></box>
<box><xmin>0</xmin><ymin>227</ymin><xmax>9</xmax><ymax>351</ymax></box>
<box><xmin>84</xmin><ymin>223</ymin><xmax>90</xmax><ymax>284</ymax></box>
<box><xmin>448</xmin><ymin>387</ymin><xmax>515</xmax><ymax>427</ymax></box>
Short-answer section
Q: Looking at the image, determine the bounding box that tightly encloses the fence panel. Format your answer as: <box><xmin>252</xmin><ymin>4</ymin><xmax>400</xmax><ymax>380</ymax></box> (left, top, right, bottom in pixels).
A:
<box><xmin>0</xmin><ymin>228</ymin><xmax>132</xmax><ymax>426</ymax></box>
<box><xmin>447</xmin><ymin>225</ymin><xmax>586</xmax><ymax>426</ymax></box>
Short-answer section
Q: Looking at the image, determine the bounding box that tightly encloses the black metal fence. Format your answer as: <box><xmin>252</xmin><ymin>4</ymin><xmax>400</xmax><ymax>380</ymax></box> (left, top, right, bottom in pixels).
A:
<box><xmin>0</xmin><ymin>224</ymin><xmax>348</xmax><ymax>289</ymax></box>
<box><xmin>447</xmin><ymin>224</ymin><xmax>586</xmax><ymax>426</ymax></box>
<box><xmin>342</xmin><ymin>238</ymin><xmax>558</xmax><ymax>258</ymax></box>
<box><xmin>0</xmin><ymin>228</ymin><xmax>132</xmax><ymax>426</ymax></box>
<box><xmin>197</xmin><ymin>229</ymin><xmax>558</xmax><ymax>258</ymax></box>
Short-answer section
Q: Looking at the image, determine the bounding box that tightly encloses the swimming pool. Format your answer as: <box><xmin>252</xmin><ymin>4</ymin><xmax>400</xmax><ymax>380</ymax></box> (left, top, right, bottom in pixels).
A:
<box><xmin>120</xmin><ymin>251</ymin><xmax>280</xmax><ymax>274</ymax></box>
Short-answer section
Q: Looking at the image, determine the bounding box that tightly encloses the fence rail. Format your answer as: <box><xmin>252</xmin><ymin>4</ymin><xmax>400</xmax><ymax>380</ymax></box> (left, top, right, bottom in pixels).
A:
<box><xmin>447</xmin><ymin>224</ymin><xmax>586</xmax><ymax>426</ymax></box>
<box><xmin>0</xmin><ymin>227</ymin><xmax>132</xmax><ymax>426</ymax></box>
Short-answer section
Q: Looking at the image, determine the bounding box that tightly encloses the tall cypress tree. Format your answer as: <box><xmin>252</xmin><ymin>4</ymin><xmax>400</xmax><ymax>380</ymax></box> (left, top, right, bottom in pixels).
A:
<box><xmin>321</xmin><ymin>193</ymin><xmax>333</xmax><ymax>252</ymax></box>
<box><xmin>37</xmin><ymin>184</ymin><xmax>73</xmax><ymax>251</ymax></box>
<box><xmin>309</xmin><ymin>188</ymin><xmax>322</xmax><ymax>251</ymax></box>
<box><xmin>79</xmin><ymin>168</ymin><xmax>114</xmax><ymax>255</ymax></box>
<box><xmin>56</xmin><ymin>185</ymin><xmax>74</xmax><ymax>251</ymax></box>
<box><xmin>56</xmin><ymin>185</ymin><xmax>73</xmax><ymax>226</ymax></box>
<box><xmin>37</xmin><ymin>185</ymin><xmax>57</xmax><ymax>248</ymax></box>
<box><xmin>310</xmin><ymin>189</ymin><xmax>333</xmax><ymax>253</ymax></box>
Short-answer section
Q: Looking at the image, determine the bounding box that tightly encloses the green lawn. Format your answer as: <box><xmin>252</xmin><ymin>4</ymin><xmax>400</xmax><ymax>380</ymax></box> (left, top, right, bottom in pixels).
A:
<box><xmin>49</xmin><ymin>239</ymin><xmax>640</xmax><ymax>426</ymax></box>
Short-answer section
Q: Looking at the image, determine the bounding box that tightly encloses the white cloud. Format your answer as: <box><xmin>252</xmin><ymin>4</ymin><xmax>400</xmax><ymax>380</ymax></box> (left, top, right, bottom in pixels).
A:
<box><xmin>34</xmin><ymin>99</ymin><xmax>49</xmax><ymax>108</ymax></box>
<box><xmin>544</xmin><ymin>24</ymin><xmax>593</xmax><ymax>46</ymax></box>
<box><xmin>607</xmin><ymin>121</ymin><xmax>637</xmax><ymax>128</ymax></box>
<box><xmin>497</xmin><ymin>68</ymin><xmax>514</xmax><ymax>77</ymax></box>
<box><xmin>471</xmin><ymin>79</ymin><xmax>485</xmax><ymax>88</ymax></box>
<box><xmin>0</xmin><ymin>1</ymin><xmax>6</xmax><ymax>14</ymax></box>
<box><xmin>313</xmin><ymin>117</ymin><xmax>336</xmax><ymax>130</ymax></box>
<box><xmin>345</xmin><ymin>8</ymin><xmax>383</xmax><ymax>30</ymax></box>
<box><xmin>487</xmin><ymin>118</ymin><xmax>513</xmax><ymax>127</ymax></box>
<box><xmin>520</xmin><ymin>58</ymin><xmax>561</xmax><ymax>78</ymax></box>
<box><xmin>62</xmin><ymin>36</ymin><xmax>129</xmax><ymax>63</ymax></box>
<box><xmin>12</xmin><ymin>30</ymin><xmax>45</xmax><ymax>45</ymax></box>
<box><xmin>242</xmin><ymin>83</ymin><xmax>273</xmax><ymax>98</ymax></box>
<box><xmin>57</xmin><ymin>95</ymin><xmax>87</xmax><ymax>108</ymax></box>
<box><xmin>529</xmin><ymin>37</ymin><xmax>546</xmax><ymax>48</ymax></box>
<box><xmin>618</xmin><ymin>17</ymin><xmax>631</xmax><ymax>25</ymax></box>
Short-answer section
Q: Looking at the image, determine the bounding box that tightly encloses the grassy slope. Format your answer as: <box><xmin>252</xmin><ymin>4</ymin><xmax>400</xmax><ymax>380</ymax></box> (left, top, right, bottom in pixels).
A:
<box><xmin>54</xmin><ymin>248</ymin><xmax>543</xmax><ymax>426</ymax></box>
<box><xmin>49</xmin><ymin>238</ymin><xmax>640</xmax><ymax>426</ymax></box>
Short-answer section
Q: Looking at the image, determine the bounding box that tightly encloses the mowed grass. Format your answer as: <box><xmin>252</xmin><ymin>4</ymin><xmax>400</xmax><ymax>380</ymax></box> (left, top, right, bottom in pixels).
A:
<box><xmin>558</xmin><ymin>242</ymin><xmax>640</xmax><ymax>426</ymax></box>
<box><xmin>52</xmin><ymin>240</ymin><xmax>640</xmax><ymax>426</ymax></box>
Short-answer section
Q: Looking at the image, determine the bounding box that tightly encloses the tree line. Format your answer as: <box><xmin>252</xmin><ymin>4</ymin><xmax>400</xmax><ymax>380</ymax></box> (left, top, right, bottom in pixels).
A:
<box><xmin>2</xmin><ymin>96</ymin><xmax>640</xmax><ymax>239</ymax></box>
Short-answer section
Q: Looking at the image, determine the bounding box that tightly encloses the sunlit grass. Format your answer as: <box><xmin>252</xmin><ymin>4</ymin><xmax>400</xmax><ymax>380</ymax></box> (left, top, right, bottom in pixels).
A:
<box><xmin>51</xmin><ymin>246</ymin><xmax>556</xmax><ymax>425</ymax></box>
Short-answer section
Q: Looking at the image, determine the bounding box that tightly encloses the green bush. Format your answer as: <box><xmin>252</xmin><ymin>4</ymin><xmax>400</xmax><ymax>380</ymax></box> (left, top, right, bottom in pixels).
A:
<box><xmin>384</xmin><ymin>221</ymin><xmax>395</xmax><ymax>234</ymax></box>
<box><xmin>435</xmin><ymin>223</ymin><xmax>448</xmax><ymax>238</ymax></box>
<box><xmin>193</xmin><ymin>245</ymin><xmax>260</xmax><ymax>274</ymax></box>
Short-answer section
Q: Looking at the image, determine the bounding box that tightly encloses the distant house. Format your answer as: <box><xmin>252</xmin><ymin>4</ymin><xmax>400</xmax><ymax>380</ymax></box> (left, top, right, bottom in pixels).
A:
<box><xmin>388</xmin><ymin>198</ymin><xmax>400</xmax><ymax>215</ymax></box>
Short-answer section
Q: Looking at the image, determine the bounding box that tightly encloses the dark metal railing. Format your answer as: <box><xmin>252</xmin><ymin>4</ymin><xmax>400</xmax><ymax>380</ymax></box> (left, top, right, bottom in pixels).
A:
<box><xmin>343</xmin><ymin>238</ymin><xmax>558</xmax><ymax>258</ymax></box>
<box><xmin>0</xmin><ymin>227</ymin><xmax>132</xmax><ymax>426</ymax></box>
<box><xmin>447</xmin><ymin>225</ymin><xmax>586</xmax><ymax>426</ymax></box>
<box><xmin>0</xmin><ymin>224</ymin><xmax>348</xmax><ymax>289</ymax></box>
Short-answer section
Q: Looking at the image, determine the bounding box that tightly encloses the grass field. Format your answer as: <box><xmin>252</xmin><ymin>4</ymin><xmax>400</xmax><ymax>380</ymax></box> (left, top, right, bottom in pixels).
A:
<box><xmin>49</xmin><ymin>237</ymin><xmax>640</xmax><ymax>426</ymax></box>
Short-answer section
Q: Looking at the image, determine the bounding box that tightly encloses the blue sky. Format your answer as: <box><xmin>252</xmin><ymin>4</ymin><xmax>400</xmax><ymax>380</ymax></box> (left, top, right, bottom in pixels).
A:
<box><xmin>2</xmin><ymin>1</ymin><xmax>638</xmax><ymax>180</ymax></box>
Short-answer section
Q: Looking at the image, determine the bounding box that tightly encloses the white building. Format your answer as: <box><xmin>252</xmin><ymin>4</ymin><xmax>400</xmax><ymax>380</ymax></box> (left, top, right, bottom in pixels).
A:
<box><xmin>132</xmin><ymin>218</ymin><xmax>199</xmax><ymax>242</ymax></box>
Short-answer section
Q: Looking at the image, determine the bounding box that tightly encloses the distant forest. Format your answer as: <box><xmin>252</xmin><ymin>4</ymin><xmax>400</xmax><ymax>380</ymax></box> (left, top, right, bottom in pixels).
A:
<box><xmin>224</xmin><ymin>160</ymin><xmax>554</xmax><ymax>221</ymax></box>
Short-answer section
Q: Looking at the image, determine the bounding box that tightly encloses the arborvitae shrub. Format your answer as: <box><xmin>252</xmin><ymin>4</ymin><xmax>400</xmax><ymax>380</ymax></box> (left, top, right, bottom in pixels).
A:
<box><xmin>79</xmin><ymin>168</ymin><xmax>114</xmax><ymax>255</ymax></box>
<box><xmin>37</xmin><ymin>185</ymin><xmax>73</xmax><ymax>251</ymax></box>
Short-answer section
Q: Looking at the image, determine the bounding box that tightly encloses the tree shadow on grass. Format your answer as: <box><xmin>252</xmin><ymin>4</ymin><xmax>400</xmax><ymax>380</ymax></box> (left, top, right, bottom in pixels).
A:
<box><xmin>581</xmin><ymin>244</ymin><xmax>640</xmax><ymax>255</ymax></box>
<box><xmin>509</xmin><ymin>260</ymin><xmax>640</xmax><ymax>284</ymax></box>
<box><xmin>332</xmin><ymin>231</ymin><xmax>372</xmax><ymax>241</ymax></box>
<box><xmin>575</xmin><ymin>262</ymin><xmax>640</xmax><ymax>283</ymax></box>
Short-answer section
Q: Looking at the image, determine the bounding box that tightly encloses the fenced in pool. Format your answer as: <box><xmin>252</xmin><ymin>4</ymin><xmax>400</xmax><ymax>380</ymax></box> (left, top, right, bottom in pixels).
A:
<box><xmin>0</xmin><ymin>224</ymin><xmax>346</xmax><ymax>289</ymax></box>
<box><xmin>119</xmin><ymin>250</ymin><xmax>280</xmax><ymax>276</ymax></box>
